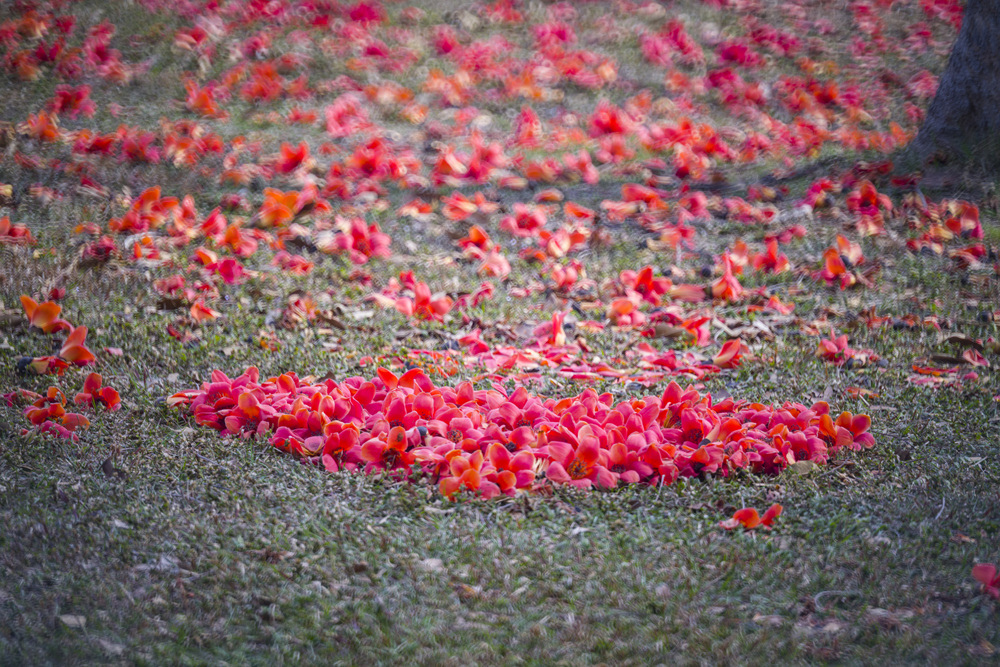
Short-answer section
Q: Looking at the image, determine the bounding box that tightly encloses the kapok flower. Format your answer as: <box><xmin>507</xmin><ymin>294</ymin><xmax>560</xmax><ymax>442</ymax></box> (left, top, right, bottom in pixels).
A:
<box><xmin>205</xmin><ymin>257</ymin><xmax>247</xmax><ymax>285</ymax></box>
<box><xmin>442</xmin><ymin>191</ymin><xmax>498</xmax><ymax>221</ymax></box>
<box><xmin>20</xmin><ymin>296</ymin><xmax>72</xmax><ymax>333</ymax></box>
<box><xmin>272</xmin><ymin>251</ymin><xmax>314</xmax><ymax>275</ymax></box>
<box><xmin>74</xmin><ymin>373</ymin><xmax>120</xmax><ymax>410</ymax></box>
<box><xmin>0</xmin><ymin>217</ymin><xmax>35</xmax><ymax>245</ymax></box>
<box><xmin>486</xmin><ymin>444</ymin><xmax>536</xmax><ymax>495</ymax></box>
<box><xmin>275</xmin><ymin>141</ymin><xmax>312</xmax><ymax>174</ymax></box>
<box><xmin>478</xmin><ymin>248</ymin><xmax>511</xmax><ymax>279</ymax></box>
<box><xmin>330</xmin><ymin>218</ymin><xmax>392</xmax><ymax>264</ymax></box>
<box><xmin>846</xmin><ymin>179</ymin><xmax>892</xmax><ymax>216</ymax></box>
<box><xmin>751</xmin><ymin>238</ymin><xmax>790</xmax><ymax>274</ymax></box>
<box><xmin>190</xmin><ymin>300</ymin><xmax>221</xmax><ymax>322</ymax></box>
<box><xmin>711</xmin><ymin>252</ymin><xmax>744</xmax><ymax>301</ymax></box>
<box><xmin>833</xmin><ymin>412</ymin><xmax>875</xmax><ymax>450</ymax></box>
<box><xmin>360</xmin><ymin>426</ymin><xmax>415</xmax><ymax>472</ymax></box>
<box><xmin>607</xmin><ymin>440</ymin><xmax>655</xmax><ymax>484</ymax></box>
<box><xmin>395</xmin><ymin>282</ymin><xmax>453</xmax><ymax>322</ymax></box>
<box><xmin>713</xmin><ymin>340</ymin><xmax>744</xmax><ymax>369</ymax></box>
<box><xmin>258</xmin><ymin>188</ymin><xmax>299</xmax><ymax>228</ymax></box>
<box><xmin>23</xmin><ymin>387</ymin><xmax>91</xmax><ymax>441</ymax></box>
<box><xmin>499</xmin><ymin>203</ymin><xmax>547</xmax><ymax>237</ymax></box>
<box><xmin>544</xmin><ymin>424</ymin><xmax>616</xmax><ymax>489</ymax></box>
<box><xmin>720</xmin><ymin>503</ymin><xmax>783</xmax><ymax>530</ymax></box>
<box><xmin>440</xmin><ymin>450</ymin><xmax>501</xmax><ymax>499</ymax></box>
<box><xmin>60</xmin><ymin>327</ymin><xmax>96</xmax><ymax>365</ymax></box>
<box><xmin>534</xmin><ymin>311</ymin><xmax>568</xmax><ymax>346</ymax></box>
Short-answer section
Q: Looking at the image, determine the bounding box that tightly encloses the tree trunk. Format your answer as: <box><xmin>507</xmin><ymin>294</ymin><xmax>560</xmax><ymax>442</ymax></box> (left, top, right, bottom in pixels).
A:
<box><xmin>909</xmin><ymin>0</ymin><xmax>1000</xmax><ymax>171</ymax></box>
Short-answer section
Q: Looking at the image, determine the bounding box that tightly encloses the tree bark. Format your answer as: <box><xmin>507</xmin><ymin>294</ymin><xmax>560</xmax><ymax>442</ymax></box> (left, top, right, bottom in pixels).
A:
<box><xmin>909</xmin><ymin>0</ymin><xmax>1000</xmax><ymax>171</ymax></box>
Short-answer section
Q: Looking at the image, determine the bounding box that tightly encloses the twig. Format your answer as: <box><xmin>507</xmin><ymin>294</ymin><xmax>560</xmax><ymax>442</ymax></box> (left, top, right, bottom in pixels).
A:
<box><xmin>934</xmin><ymin>496</ymin><xmax>946</xmax><ymax>521</ymax></box>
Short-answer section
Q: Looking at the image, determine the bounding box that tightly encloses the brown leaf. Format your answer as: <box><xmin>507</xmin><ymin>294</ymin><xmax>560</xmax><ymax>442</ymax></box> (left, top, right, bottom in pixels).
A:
<box><xmin>789</xmin><ymin>460</ymin><xmax>819</xmax><ymax>475</ymax></box>
<box><xmin>945</xmin><ymin>334</ymin><xmax>984</xmax><ymax>352</ymax></box>
<box><xmin>930</xmin><ymin>354</ymin><xmax>967</xmax><ymax>366</ymax></box>
<box><xmin>651</xmin><ymin>323</ymin><xmax>694</xmax><ymax>342</ymax></box>
<box><xmin>101</xmin><ymin>457</ymin><xmax>126</xmax><ymax>481</ymax></box>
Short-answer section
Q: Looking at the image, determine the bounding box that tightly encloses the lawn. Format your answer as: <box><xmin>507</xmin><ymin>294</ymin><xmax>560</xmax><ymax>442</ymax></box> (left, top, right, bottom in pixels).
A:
<box><xmin>1</xmin><ymin>0</ymin><xmax>999</xmax><ymax>664</ymax></box>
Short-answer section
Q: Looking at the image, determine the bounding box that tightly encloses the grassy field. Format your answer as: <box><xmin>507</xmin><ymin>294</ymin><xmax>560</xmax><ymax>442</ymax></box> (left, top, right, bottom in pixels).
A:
<box><xmin>1</xmin><ymin>0</ymin><xmax>999</xmax><ymax>664</ymax></box>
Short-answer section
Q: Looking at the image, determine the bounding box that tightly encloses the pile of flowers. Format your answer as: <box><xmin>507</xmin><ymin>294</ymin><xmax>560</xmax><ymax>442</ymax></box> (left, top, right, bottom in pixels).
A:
<box><xmin>168</xmin><ymin>366</ymin><xmax>875</xmax><ymax>500</ymax></box>
<box><xmin>7</xmin><ymin>372</ymin><xmax>120</xmax><ymax>442</ymax></box>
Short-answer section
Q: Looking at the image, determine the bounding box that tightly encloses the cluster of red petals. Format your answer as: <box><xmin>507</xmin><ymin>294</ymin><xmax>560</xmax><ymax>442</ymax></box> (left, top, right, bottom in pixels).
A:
<box><xmin>815</xmin><ymin>332</ymin><xmax>877</xmax><ymax>366</ymax></box>
<box><xmin>19</xmin><ymin>387</ymin><xmax>90</xmax><ymax>442</ymax></box>
<box><xmin>323</xmin><ymin>217</ymin><xmax>391</xmax><ymax>265</ymax></box>
<box><xmin>19</xmin><ymin>295</ymin><xmax>96</xmax><ymax>374</ymax></box>
<box><xmin>0</xmin><ymin>216</ymin><xmax>36</xmax><ymax>245</ymax></box>
<box><xmin>74</xmin><ymin>372</ymin><xmax>121</xmax><ymax>411</ymax></box>
<box><xmin>169</xmin><ymin>366</ymin><xmax>876</xmax><ymax>500</ymax></box>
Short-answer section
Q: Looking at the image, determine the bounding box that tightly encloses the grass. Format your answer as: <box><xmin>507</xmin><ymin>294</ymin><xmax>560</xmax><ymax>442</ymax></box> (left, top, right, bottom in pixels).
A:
<box><xmin>2</xmin><ymin>0</ymin><xmax>1000</xmax><ymax>663</ymax></box>
<box><xmin>3</xmin><ymin>313</ymin><xmax>998</xmax><ymax>664</ymax></box>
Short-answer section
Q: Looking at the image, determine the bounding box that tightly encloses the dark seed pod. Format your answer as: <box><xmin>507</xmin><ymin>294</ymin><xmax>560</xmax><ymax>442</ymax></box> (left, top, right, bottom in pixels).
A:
<box><xmin>16</xmin><ymin>357</ymin><xmax>33</xmax><ymax>374</ymax></box>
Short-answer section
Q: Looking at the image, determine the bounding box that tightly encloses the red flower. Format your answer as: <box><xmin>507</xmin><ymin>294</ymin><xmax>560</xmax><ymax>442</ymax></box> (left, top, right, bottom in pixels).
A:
<box><xmin>440</xmin><ymin>450</ymin><xmax>501</xmax><ymax>499</ymax></box>
<box><xmin>275</xmin><ymin>141</ymin><xmax>312</xmax><ymax>174</ymax></box>
<box><xmin>712</xmin><ymin>252</ymin><xmax>744</xmax><ymax>301</ymax></box>
<box><xmin>544</xmin><ymin>424</ymin><xmax>616</xmax><ymax>489</ymax></box>
<box><xmin>751</xmin><ymin>238</ymin><xmax>790</xmax><ymax>274</ymax></box>
<box><xmin>190</xmin><ymin>300</ymin><xmax>221</xmax><ymax>323</ymax></box>
<box><xmin>394</xmin><ymin>282</ymin><xmax>453</xmax><ymax>322</ymax></box>
<box><xmin>0</xmin><ymin>217</ymin><xmax>35</xmax><ymax>245</ymax></box>
<box><xmin>499</xmin><ymin>203</ymin><xmax>547</xmax><ymax>238</ymax></box>
<box><xmin>713</xmin><ymin>340</ymin><xmax>744</xmax><ymax>369</ymax></box>
<box><xmin>20</xmin><ymin>296</ymin><xmax>72</xmax><ymax>333</ymax></box>
<box><xmin>361</xmin><ymin>426</ymin><xmax>415</xmax><ymax>471</ymax></box>
<box><xmin>486</xmin><ymin>444</ymin><xmax>536</xmax><ymax>495</ymax></box>
<box><xmin>60</xmin><ymin>327</ymin><xmax>96</xmax><ymax>366</ymax></box>
<box><xmin>329</xmin><ymin>218</ymin><xmax>391</xmax><ymax>264</ymax></box>
<box><xmin>74</xmin><ymin>373</ymin><xmax>120</xmax><ymax>411</ymax></box>
<box><xmin>973</xmin><ymin>564</ymin><xmax>1000</xmax><ymax>599</ymax></box>
<box><xmin>720</xmin><ymin>503</ymin><xmax>783</xmax><ymax>530</ymax></box>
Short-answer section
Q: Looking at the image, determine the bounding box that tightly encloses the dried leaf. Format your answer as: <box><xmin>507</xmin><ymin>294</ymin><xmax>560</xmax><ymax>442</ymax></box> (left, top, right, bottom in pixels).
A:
<box><xmin>101</xmin><ymin>457</ymin><xmax>126</xmax><ymax>480</ymax></box>
<box><xmin>944</xmin><ymin>334</ymin><xmax>984</xmax><ymax>352</ymax></box>
<box><xmin>789</xmin><ymin>460</ymin><xmax>819</xmax><ymax>475</ymax></box>
<box><xmin>59</xmin><ymin>614</ymin><xmax>86</xmax><ymax>629</ymax></box>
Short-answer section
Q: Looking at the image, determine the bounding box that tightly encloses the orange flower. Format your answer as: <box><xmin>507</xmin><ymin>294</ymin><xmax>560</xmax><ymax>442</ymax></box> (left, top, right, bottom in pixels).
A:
<box><xmin>711</xmin><ymin>252</ymin><xmax>744</xmax><ymax>301</ymax></box>
<box><xmin>190</xmin><ymin>300</ymin><xmax>221</xmax><ymax>322</ymax></box>
<box><xmin>74</xmin><ymin>372</ymin><xmax>121</xmax><ymax>411</ymax></box>
<box><xmin>20</xmin><ymin>295</ymin><xmax>72</xmax><ymax>333</ymax></box>
<box><xmin>720</xmin><ymin>504</ymin><xmax>783</xmax><ymax>530</ymax></box>
<box><xmin>19</xmin><ymin>111</ymin><xmax>62</xmax><ymax>142</ymax></box>
<box><xmin>478</xmin><ymin>248</ymin><xmax>511</xmax><ymax>279</ymax></box>
<box><xmin>59</xmin><ymin>326</ymin><xmax>96</xmax><ymax>366</ymax></box>
<box><xmin>22</xmin><ymin>356</ymin><xmax>70</xmax><ymax>376</ymax></box>
<box><xmin>0</xmin><ymin>217</ymin><xmax>35</xmax><ymax>245</ymax></box>
<box><xmin>712</xmin><ymin>340</ymin><xmax>744</xmax><ymax>369</ymax></box>
<box><xmin>440</xmin><ymin>450</ymin><xmax>500</xmax><ymax>499</ymax></box>
<box><xmin>258</xmin><ymin>188</ymin><xmax>299</xmax><ymax>228</ymax></box>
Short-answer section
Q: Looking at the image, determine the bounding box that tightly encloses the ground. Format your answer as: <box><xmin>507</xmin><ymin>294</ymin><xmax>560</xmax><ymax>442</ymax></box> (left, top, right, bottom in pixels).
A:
<box><xmin>1</xmin><ymin>0</ymin><xmax>999</xmax><ymax>664</ymax></box>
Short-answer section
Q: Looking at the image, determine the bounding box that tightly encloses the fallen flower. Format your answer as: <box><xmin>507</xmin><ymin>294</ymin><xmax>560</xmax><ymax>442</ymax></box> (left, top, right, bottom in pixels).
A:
<box><xmin>720</xmin><ymin>504</ymin><xmax>783</xmax><ymax>530</ymax></box>
<box><xmin>74</xmin><ymin>373</ymin><xmax>121</xmax><ymax>411</ymax></box>
<box><xmin>20</xmin><ymin>296</ymin><xmax>72</xmax><ymax>334</ymax></box>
